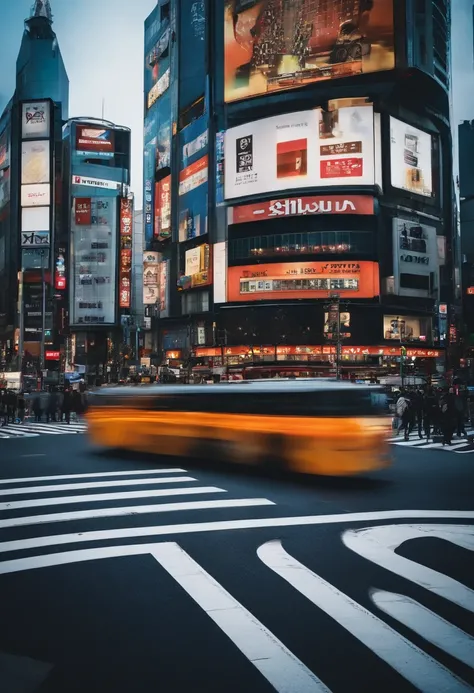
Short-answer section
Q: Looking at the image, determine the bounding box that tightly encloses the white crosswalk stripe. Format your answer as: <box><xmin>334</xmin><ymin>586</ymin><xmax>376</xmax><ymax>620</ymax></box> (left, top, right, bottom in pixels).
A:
<box><xmin>0</xmin><ymin>421</ymin><xmax>87</xmax><ymax>438</ymax></box>
<box><xmin>388</xmin><ymin>432</ymin><xmax>474</xmax><ymax>454</ymax></box>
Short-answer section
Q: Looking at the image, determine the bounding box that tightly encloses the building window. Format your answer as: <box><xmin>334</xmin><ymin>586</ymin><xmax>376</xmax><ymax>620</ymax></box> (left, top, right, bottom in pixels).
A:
<box><xmin>229</xmin><ymin>231</ymin><xmax>372</xmax><ymax>260</ymax></box>
<box><xmin>182</xmin><ymin>290</ymin><xmax>209</xmax><ymax>314</ymax></box>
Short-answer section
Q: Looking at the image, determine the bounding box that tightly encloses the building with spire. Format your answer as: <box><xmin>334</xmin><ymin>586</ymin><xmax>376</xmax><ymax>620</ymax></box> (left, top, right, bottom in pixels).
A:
<box><xmin>0</xmin><ymin>0</ymin><xmax>69</xmax><ymax>380</ymax></box>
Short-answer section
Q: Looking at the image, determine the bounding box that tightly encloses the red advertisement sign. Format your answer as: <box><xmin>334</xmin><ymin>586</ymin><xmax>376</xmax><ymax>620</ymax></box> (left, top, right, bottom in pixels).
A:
<box><xmin>229</xmin><ymin>195</ymin><xmax>374</xmax><ymax>225</ymax></box>
<box><xmin>45</xmin><ymin>350</ymin><xmax>60</xmax><ymax>361</ymax></box>
<box><xmin>194</xmin><ymin>345</ymin><xmax>442</xmax><ymax>359</ymax></box>
<box><xmin>119</xmin><ymin>249</ymin><xmax>132</xmax><ymax>308</ymax></box>
<box><xmin>320</xmin><ymin>159</ymin><xmax>363</xmax><ymax>179</ymax></box>
<box><xmin>120</xmin><ymin>198</ymin><xmax>133</xmax><ymax>236</ymax></box>
<box><xmin>178</xmin><ymin>155</ymin><xmax>208</xmax><ymax>196</ymax></box>
<box><xmin>75</xmin><ymin>126</ymin><xmax>115</xmax><ymax>155</ymax></box>
<box><xmin>74</xmin><ymin>198</ymin><xmax>91</xmax><ymax>225</ymax></box>
<box><xmin>154</xmin><ymin>176</ymin><xmax>171</xmax><ymax>238</ymax></box>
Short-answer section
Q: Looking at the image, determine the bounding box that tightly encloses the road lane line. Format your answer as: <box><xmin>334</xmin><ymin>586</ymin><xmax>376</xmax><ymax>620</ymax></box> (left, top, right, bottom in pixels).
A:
<box><xmin>0</xmin><ymin>486</ymin><xmax>226</xmax><ymax>511</ymax></box>
<box><xmin>151</xmin><ymin>542</ymin><xmax>330</xmax><ymax>693</ymax></box>
<box><xmin>4</xmin><ymin>425</ymin><xmax>66</xmax><ymax>435</ymax></box>
<box><xmin>257</xmin><ymin>540</ymin><xmax>473</xmax><ymax>693</ymax></box>
<box><xmin>0</xmin><ymin>476</ymin><xmax>196</xmax><ymax>498</ymax></box>
<box><xmin>0</xmin><ymin>468</ymin><xmax>187</xmax><ymax>486</ymax></box>
<box><xmin>0</xmin><ymin>429</ymin><xmax>38</xmax><ymax>438</ymax></box>
<box><xmin>371</xmin><ymin>590</ymin><xmax>474</xmax><ymax>669</ymax></box>
<box><xmin>0</xmin><ymin>510</ymin><xmax>473</xmax><ymax>556</ymax></box>
<box><xmin>0</xmin><ymin>498</ymin><xmax>275</xmax><ymax>528</ymax></box>
<box><xmin>343</xmin><ymin>525</ymin><xmax>474</xmax><ymax>612</ymax></box>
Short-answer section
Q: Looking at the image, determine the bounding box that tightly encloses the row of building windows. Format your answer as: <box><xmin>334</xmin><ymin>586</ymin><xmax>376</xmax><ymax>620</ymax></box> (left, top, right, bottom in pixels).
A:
<box><xmin>229</xmin><ymin>231</ymin><xmax>373</xmax><ymax>261</ymax></box>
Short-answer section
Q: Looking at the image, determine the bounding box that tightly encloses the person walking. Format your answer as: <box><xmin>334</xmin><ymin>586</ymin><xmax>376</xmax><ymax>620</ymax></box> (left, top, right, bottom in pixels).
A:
<box><xmin>396</xmin><ymin>391</ymin><xmax>412</xmax><ymax>440</ymax></box>
<box><xmin>62</xmin><ymin>389</ymin><xmax>72</xmax><ymax>424</ymax></box>
<box><xmin>454</xmin><ymin>391</ymin><xmax>467</xmax><ymax>438</ymax></box>
<box><xmin>32</xmin><ymin>393</ymin><xmax>43</xmax><ymax>422</ymax></box>
<box><xmin>46</xmin><ymin>389</ymin><xmax>59</xmax><ymax>423</ymax></box>
<box><xmin>17</xmin><ymin>392</ymin><xmax>26</xmax><ymax>424</ymax></box>
<box><xmin>439</xmin><ymin>390</ymin><xmax>455</xmax><ymax>446</ymax></box>
<box><xmin>413</xmin><ymin>389</ymin><xmax>424</xmax><ymax>439</ymax></box>
<box><xmin>422</xmin><ymin>388</ymin><xmax>437</xmax><ymax>440</ymax></box>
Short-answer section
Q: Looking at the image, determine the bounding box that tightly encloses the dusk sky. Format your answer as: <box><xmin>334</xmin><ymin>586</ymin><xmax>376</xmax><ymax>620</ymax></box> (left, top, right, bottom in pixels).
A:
<box><xmin>0</xmin><ymin>0</ymin><xmax>157</xmax><ymax>208</ymax></box>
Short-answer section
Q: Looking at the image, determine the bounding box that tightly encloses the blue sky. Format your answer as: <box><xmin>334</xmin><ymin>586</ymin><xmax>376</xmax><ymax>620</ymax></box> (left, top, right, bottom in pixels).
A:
<box><xmin>0</xmin><ymin>0</ymin><xmax>157</xmax><ymax>208</ymax></box>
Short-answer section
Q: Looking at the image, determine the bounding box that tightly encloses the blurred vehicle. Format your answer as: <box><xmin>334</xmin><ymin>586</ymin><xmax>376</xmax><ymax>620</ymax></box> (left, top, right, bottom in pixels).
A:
<box><xmin>86</xmin><ymin>380</ymin><xmax>391</xmax><ymax>476</ymax></box>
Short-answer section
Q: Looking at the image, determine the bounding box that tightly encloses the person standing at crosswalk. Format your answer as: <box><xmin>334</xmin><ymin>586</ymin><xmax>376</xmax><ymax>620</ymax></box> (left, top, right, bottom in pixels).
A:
<box><xmin>62</xmin><ymin>389</ymin><xmax>72</xmax><ymax>424</ymax></box>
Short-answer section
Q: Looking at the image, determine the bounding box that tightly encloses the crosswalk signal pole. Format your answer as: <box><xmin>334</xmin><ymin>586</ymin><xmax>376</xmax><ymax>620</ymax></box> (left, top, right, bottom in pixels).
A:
<box><xmin>400</xmin><ymin>345</ymin><xmax>406</xmax><ymax>388</ymax></box>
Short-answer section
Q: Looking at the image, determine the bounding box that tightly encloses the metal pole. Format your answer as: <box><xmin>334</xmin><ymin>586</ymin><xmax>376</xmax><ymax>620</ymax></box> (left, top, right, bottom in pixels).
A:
<box><xmin>40</xmin><ymin>251</ymin><xmax>46</xmax><ymax>386</ymax></box>
<box><xmin>18</xmin><ymin>271</ymin><xmax>24</xmax><ymax>373</ymax></box>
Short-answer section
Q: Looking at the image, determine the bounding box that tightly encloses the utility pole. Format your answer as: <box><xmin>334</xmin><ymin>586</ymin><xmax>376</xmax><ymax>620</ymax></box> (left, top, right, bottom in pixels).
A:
<box><xmin>400</xmin><ymin>345</ymin><xmax>407</xmax><ymax>389</ymax></box>
<box><xmin>327</xmin><ymin>293</ymin><xmax>342</xmax><ymax>380</ymax></box>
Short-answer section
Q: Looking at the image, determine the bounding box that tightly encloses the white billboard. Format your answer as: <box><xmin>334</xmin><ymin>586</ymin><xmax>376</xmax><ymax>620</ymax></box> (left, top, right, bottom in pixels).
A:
<box><xmin>21</xmin><ymin>184</ymin><xmax>51</xmax><ymax>207</ymax></box>
<box><xmin>21</xmin><ymin>231</ymin><xmax>50</xmax><ymax>248</ymax></box>
<box><xmin>224</xmin><ymin>104</ymin><xmax>375</xmax><ymax>200</ymax></box>
<box><xmin>21</xmin><ymin>141</ymin><xmax>50</xmax><ymax>185</ymax></box>
<box><xmin>22</xmin><ymin>206</ymin><xmax>50</xmax><ymax>232</ymax></box>
<box><xmin>185</xmin><ymin>247</ymin><xmax>201</xmax><ymax>276</ymax></box>
<box><xmin>390</xmin><ymin>117</ymin><xmax>433</xmax><ymax>198</ymax></box>
<box><xmin>392</xmin><ymin>218</ymin><xmax>439</xmax><ymax>298</ymax></box>
<box><xmin>22</xmin><ymin>101</ymin><xmax>50</xmax><ymax>139</ymax></box>
<box><xmin>72</xmin><ymin>174</ymin><xmax>121</xmax><ymax>190</ymax></box>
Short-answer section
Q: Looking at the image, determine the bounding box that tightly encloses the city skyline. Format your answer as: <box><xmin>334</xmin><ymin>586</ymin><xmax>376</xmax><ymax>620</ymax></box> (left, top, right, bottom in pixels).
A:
<box><xmin>0</xmin><ymin>0</ymin><xmax>156</xmax><ymax>208</ymax></box>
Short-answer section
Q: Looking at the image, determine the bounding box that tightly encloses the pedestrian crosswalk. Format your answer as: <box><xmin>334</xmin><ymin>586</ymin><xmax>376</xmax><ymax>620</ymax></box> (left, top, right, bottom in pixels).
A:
<box><xmin>389</xmin><ymin>431</ymin><xmax>474</xmax><ymax>454</ymax></box>
<box><xmin>0</xmin><ymin>421</ymin><xmax>87</xmax><ymax>439</ymax></box>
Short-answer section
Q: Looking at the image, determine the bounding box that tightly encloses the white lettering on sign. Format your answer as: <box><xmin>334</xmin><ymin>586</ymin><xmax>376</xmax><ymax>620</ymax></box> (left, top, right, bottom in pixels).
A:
<box><xmin>268</xmin><ymin>198</ymin><xmax>357</xmax><ymax>217</ymax></box>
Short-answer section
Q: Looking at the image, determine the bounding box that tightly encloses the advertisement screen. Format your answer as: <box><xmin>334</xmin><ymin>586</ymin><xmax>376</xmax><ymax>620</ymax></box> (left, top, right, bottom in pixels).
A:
<box><xmin>179</xmin><ymin>0</ymin><xmax>206</xmax><ymax>111</ymax></box>
<box><xmin>227</xmin><ymin>260</ymin><xmax>379</xmax><ymax>301</ymax></box>
<box><xmin>21</xmin><ymin>231</ymin><xmax>50</xmax><ymax>248</ymax></box>
<box><xmin>383</xmin><ymin>315</ymin><xmax>431</xmax><ymax>342</ymax></box>
<box><xmin>143</xmin><ymin>252</ymin><xmax>160</xmax><ymax>304</ymax></box>
<box><xmin>74</xmin><ymin>198</ymin><xmax>92</xmax><ymax>226</ymax></box>
<box><xmin>22</xmin><ymin>101</ymin><xmax>50</xmax><ymax>139</ymax></box>
<box><xmin>224</xmin><ymin>0</ymin><xmax>395</xmax><ymax>103</ymax></box>
<box><xmin>76</xmin><ymin>126</ymin><xmax>115</xmax><ymax>158</ymax></box>
<box><xmin>155</xmin><ymin>176</ymin><xmax>172</xmax><ymax>239</ymax></box>
<box><xmin>21</xmin><ymin>141</ymin><xmax>50</xmax><ymax>185</ymax></box>
<box><xmin>145</xmin><ymin>26</ymin><xmax>171</xmax><ymax>110</ymax></box>
<box><xmin>0</xmin><ymin>128</ymin><xmax>10</xmax><ymax>170</ymax></box>
<box><xmin>71</xmin><ymin>197</ymin><xmax>117</xmax><ymax>326</ymax></box>
<box><xmin>224</xmin><ymin>103</ymin><xmax>374</xmax><ymax>200</ymax></box>
<box><xmin>390</xmin><ymin>117</ymin><xmax>433</xmax><ymax>198</ymax></box>
<box><xmin>22</xmin><ymin>206</ymin><xmax>49</xmax><ymax>232</ymax></box>
<box><xmin>178</xmin><ymin>118</ymin><xmax>209</xmax><ymax>243</ymax></box>
<box><xmin>159</xmin><ymin>259</ymin><xmax>170</xmax><ymax>317</ymax></box>
<box><xmin>21</xmin><ymin>184</ymin><xmax>51</xmax><ymax>207</ymax></box>
<box><xmin>392</xmin><ymin>218</ymin><xmax>438</xmax><ymax>297</ymax></box>
<box><xmin>180</xmin><ymin>244</ymin><xmax>211</xmax><ymax>289</ymax></box>
<box><xmin>119</xmin><ymin>198</ymin><xmax>133</xmax><ymax>309</ymax></box>
<box><xmin>144</xmin><ymin>109</ymin><xmax>157</xmax><ymax>245</ymax></box>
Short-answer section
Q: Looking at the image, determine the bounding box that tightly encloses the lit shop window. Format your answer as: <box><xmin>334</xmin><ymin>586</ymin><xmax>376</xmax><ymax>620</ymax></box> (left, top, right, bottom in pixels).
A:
<box><xmin>383</xmin><ymin>315</ymin><xmax>432</xmax><ymax>342</ymax></box>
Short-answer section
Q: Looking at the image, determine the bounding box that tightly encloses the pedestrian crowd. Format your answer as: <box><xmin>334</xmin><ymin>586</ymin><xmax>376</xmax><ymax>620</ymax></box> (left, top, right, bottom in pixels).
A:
<box><xmin>394</xmin><ymin>387</ymin><xmax>468</xmax><ymax>446</ymax></box>
<box><xmin>0</xmin><ymin>388</ymin><xmax>87</xmax><ymax>426</ymax></box>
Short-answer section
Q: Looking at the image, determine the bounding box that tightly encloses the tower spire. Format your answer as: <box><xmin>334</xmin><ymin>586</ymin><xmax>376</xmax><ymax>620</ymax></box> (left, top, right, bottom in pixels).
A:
<box><xmin>30</xmin><ymin>0</ymin><xmax>53</xmax><ymax>23</ymax></box>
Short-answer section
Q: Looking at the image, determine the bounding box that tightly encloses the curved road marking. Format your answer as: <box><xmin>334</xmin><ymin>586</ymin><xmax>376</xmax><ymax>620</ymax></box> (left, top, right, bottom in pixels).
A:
<box><xmin>257</xmin><ymin>540</ymin><xmax>473</xmax><ymax>693</ymax></box>
<box><xmin>0</xmin><ymin>510</ymin><xmax>474</xmax><ymax>558</ymax></box>
<box><xmin>151</xmin><ymin>542</ymin><xmax>330</xmax><ymax>693</ymax></box>
<box><xmin>371</xmin><ymin>590</ymin><xmax>474</xmax><ymax>669</ymax></box>
<box><xmin>342</xmin><ymin>525</ymin><xmax>474</xmax><ymax>612</ymax></box>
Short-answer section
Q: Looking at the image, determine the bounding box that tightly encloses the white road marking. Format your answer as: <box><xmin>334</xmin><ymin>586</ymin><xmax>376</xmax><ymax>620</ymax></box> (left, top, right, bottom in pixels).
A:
<box><xmin>343</xmin><ymin>524</ymin><xmax>474</xmax><ymax>613</ymax></box>
<box><xmin>0</xmin><ymin>468</ymin><xmax>187</xmax><ymax>486</ymax></box>
<box><xmin>371</xmin><ymin>590</ymin><xmax>474</xmax><ymax>669</ymax></box>
<box><xmin>4</xmin><ymin>424</ymin><xmax>66</xmax><ymax>435</ymax></box>
<box><xmin>0</xmin><ymin>498</ymin><xmax>275</xmax><ymax>529</ymax></box>
<box><xmin>0</xmin><ymin>476</ymin><xmax>196</xmax><ymax>498</ymax></box>
<box><xmin>0</xmin><ymin>429</ymin><xmax>37</xmax><ymax>438</ymax></box>
<box><xmin>151</xmin><ymin>542</ymin><xmax>330</xmax><ymax>693</ymax></box>
<box><xmin>257</xmin><ymin>540</ymin><xmax>473</xmax><ymax>693</ymax></box>
<box><xmin>0</xmin><ymin>510</ymin><xmax>473</xmax><ymax>557</ymax></box>
<box><xmin>20</xmin><ymin>454</ymin><xmax>46</xmax><ymax>458</ymax></box>
<box><xmin>0</xmin><ymin>486</ymin><xmax>226</xmax><ymax>511</ymax></box>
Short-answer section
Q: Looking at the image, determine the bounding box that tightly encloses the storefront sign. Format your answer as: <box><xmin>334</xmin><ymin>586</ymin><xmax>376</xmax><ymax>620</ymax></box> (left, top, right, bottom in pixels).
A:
<box><xmin>120</xmin><ymin>198</ymin><xmax>133</xmax><ymax>236</ymax></box>
<box><xmin>227</xmin><ymin>261</ymin><xmax>379</xmax><ymax>302</ymax></box>
<box><xmin>228</xmin><ymin>195</ymin><xmax>374</xmax><ymax>224</ymax></box>
<box><xmin>72</xmin><ymin>175</ymin><xmax>121</xmax><ymax>190</ymax></box>
<box><xmin>74</xmin><ymin>198</ymin><xmax>92</xmax><ymax>226</ymax></box>
<box><xmin>45</xmin><ymin>350</ymin><xmax>60</xmax><ymax>361</ymax></box>
<box><xmin>119</xmin><ymin>249</ymin><xmax>132</xmax><ymax>308</ymax></box>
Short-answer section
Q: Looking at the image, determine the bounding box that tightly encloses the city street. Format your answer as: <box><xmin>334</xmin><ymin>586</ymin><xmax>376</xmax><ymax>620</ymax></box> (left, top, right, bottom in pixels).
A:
<box><xmin>0</xmin><ymin>434</ymin><xmax>473</xmax><ymax>692</ymax></box>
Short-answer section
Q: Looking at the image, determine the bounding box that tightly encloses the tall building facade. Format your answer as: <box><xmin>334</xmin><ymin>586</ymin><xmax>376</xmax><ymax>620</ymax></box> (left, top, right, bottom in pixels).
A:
<box><xmin>0</xmin><ymin>0</ymin><xmax>69</xmax><ymax>384</ymax></box>
<box><xmin>144</xmin><ymin>0</ymin><xmax>454</xmax><ymax>382</ymax></box>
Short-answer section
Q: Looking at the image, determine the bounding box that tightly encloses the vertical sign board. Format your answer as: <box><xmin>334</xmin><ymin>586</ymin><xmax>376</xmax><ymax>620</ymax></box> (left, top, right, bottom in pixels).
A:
<box><xmin>119</xmin><ymin>198</ymin><xmax>133</xmax><ymax>309</ymax></box>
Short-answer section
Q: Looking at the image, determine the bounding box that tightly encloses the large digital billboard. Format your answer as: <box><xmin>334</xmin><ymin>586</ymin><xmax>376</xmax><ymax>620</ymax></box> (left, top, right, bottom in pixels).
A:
<box><xmin>71</xmin><ymin>197</ymin><xmax>117</xmax><ymax>326</ymax></box>
<box><xmin>224</xmin><ymin>0</ymin><xmax>395</xmax><ymax>103</ymax></box>
<box><xmin>178</xmin><ymin>116</ymin><xmax>209</xmax><ymax>242</ymax></box>
<box><xmin>224</xmin><ymin>103</ymin><xmax>375</xmax><ymax>200</ymax></box>
<box><xmin>390</xmin><ymin>117</ymin><xmax>434</xmax><ymax>198</ymax></box>
<box><xmin>76</xmin><ymin>126</ymin><xmax>115</xmax><ymax>158</ymax></box>
<box><xmin>392</xmin><ymin>218</ymin><xmax>439</xmax><ymax>298</ymax></box>
<box><xmin>227</xmin><ymin>260</ymin><xmax>379</xmax><ymax>301</ymax></box>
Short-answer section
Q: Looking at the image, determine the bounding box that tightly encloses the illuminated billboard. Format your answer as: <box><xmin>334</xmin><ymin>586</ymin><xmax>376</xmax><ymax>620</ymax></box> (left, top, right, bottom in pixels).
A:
<box><xmin>225</xmin><ymin>103</ymin><xmax>375</xmax><ymax>200</ymax></box>
<box><xmin>0</xmin><ymin>128</ymin><xmax>10</xmax><ymax>170</ymax></box>
<box><xmin>22</xmin><ymin>101</ymin><xmax>50</xmax><ymax>139</ymax></box>
<box><xmin>155</xmin><ymin>176</ymin><xmax>172</xmax><ymax>239</ymax></box>
<box><xmin>227</xmin><ymin>260</ymin><xmax>379</xmax><ymax>302</ymax></box>
<box><xmin>179</xmin><ymin>244</ymin><xmax>212</xmax><ymax>290</ymax></box>
<box><xmin>76</xmin><ymin>126</ymin><xmax>115</xmax><ymax>158</ymax></box>
<box><xmin>143</xmin><ymin>252</ymin><xmax>160</xmax><ymax>305</ymax></box>
<box><xmin>390</xmin><ymin>117</ymin><xmax>434</xmax><ymax>198</ymax></box>
<box><xmin>224</xmin><ymin>0</ymin><xmax>395</xmax><ymax>103</ymax></box>
<box><xmin>21</xmin><ymin>141</ymin><xmax>50</xmax><ymax>185</ymax></box>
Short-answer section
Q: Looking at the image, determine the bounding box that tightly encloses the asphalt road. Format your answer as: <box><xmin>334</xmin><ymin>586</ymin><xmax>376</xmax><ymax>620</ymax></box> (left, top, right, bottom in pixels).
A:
<box><xmin>0</xmin><ymin>434</ymin><xmax>473</xmax><ymax>693</ymax></box>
